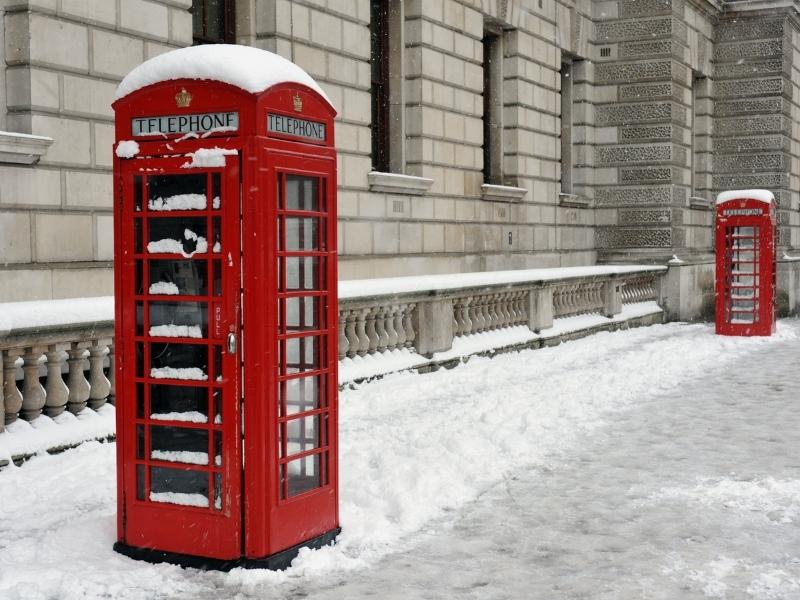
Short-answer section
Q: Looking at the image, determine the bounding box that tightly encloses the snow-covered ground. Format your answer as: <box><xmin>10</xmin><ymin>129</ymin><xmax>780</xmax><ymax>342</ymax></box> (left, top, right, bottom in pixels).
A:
<box><xmin>1</xmin><ymin>320</ymin><xmax>798</xmax><ymax>599</ymax></box>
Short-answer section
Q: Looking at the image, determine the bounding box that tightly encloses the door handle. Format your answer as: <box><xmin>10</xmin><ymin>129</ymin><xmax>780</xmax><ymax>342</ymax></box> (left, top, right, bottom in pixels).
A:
<box><xmin>227</xmin><ymin>332</ymin><xmax>237</xmax><ymax>355</ymax></box>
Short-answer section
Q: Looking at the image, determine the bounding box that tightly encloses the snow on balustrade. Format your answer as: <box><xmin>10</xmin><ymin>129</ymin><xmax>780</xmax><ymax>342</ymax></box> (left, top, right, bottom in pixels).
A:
<box><xmin>0</xmin><ymin>265</ymin><xmax>666</xmax><ymax>449</ymax></box>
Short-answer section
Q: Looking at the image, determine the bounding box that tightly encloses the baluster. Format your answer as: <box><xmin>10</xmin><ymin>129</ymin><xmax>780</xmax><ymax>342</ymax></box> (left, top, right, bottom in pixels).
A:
<box><xmin>517</xmin><ymin>291</ymin><xmax>527</xmax><ymax>324</ymax></box>
<box><xmin>486</xmin><ymin>295</ymin><xmax>498</xmax><ymax>330</ymax></box>
<box><xmin>365</xmin><ymin>307</ymin><xmax>380</xmax><ymax>354</ymax></box>
<box><xmin>345</xmin><ymin>310</ymin><xmax>359</xmax><ymax>358</ymax></box>
<box><xmin>88</xmin><ymin>340</ymin><xmax>111</xmax><ymax>410</ymax></box>
<box><xmin>384</xmin><ymin>305</ymin><xmax>399</xmax><ymax>351</ymax></box>
<box><xmin>452</xmin><ymin>299</ymin><xmax>463</xmax><ymax>335</ymax></box>
<box><xmin>469</xmin><ymin>296</ymin><xmax>482</xmax><ymax>333</ymax></box>
<box><xmin>552</xmin><ymin>287</ymin><xmax>563</xmax><ymax>317</ymax></box>
<box><xmin>2</xmin><ymin>350</ymin><xmax>22</xmax><ymax>424</ymax></box>
<box><xmin>500</xmin><ymin>293</ymin><xmax>512</xmax><ymax>328</ymax></box>
<box><xmin>44</xmin><ymin>345</ymin><xmax>69</xmax><ymax>417</ymax></box>
<box><xmin>394</xmin><ymin>304</ymin><xmax>407</xmax><ymax>348</ymax></box>
<box><xmin>478</xmin><ymin>296</ymin><xmax>489</xmax><ymax>332</ymax></box>
<box><xmin>375</xmin><ymin>306</ymin><xmax>389</xmax><ymax>352</ymax></box>
<box><xmin>460</xmin><ymin>296</ymin><xmax>473</xmax><ymax>336</ymax></box>
<box><xmin>356</xmin><ymin>308</ymin><xmax>371</xmax><ymax>356</ymax></box>
<box><xmin>67</xmin><ymin>342</ymin><xmax>90</xmax><ymax>414</ymax></box>
<box><xmin>338</xmin><ymin>313</ymin><xmax>348</xmax><ymax>360</ymax></box>
<box><xmin>403</xmin><ymin>303</ymin><xmax>416</xmax><ymax>349</ymax></box>
<box><xmin>107</xmin><ymin>342</ymin><xmax>116</xmax><ymax>405</ymax></box>
<box><xmin>20</xmin><ymin>347</ymin><xmax>46</xmax><ymax>421</ymax></box>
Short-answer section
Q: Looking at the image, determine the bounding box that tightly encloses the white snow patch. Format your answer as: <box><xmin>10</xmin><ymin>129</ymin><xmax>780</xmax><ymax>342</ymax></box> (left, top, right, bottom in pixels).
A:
<box><xmin>213</xmin><ymin>241</ymin><xmax>221</xmax><ymax>253</ymax></box>
<box><xmin>339</xmin><ymin>348</ymin><xmax>428</xmax><ymax>384</ymax></box>
<box><xmin>148</xmin><ymin>193</ymin><xmax>206</xmax><ymax>211</ymax></box>
<box><xmin>338</xmin><ymin>265</ymin><xmax>666</xmax><ymax>299</ymax></box>
<box><xmin>0</xmin><ymin>296</ymin><xmax>113</xmax><ymax>333</ymax></box>
<box><xmin>182</xmin><ymin>147</ymin><xmax>237</xmax><ymax>168</ymax></box>
<box><xmin>212</xmin><ymin>196</ymin><xmax>221</xmax><ymax>209</ymax></box>
<box><xmin>115</xmin><ymin>140</ymin><xmax>140</xmax><ymax>158</ymax></box>
<box><xmin>668</xmin><ymin>254</ymin><xmax>685</xmax><ymax>264</ymax></box>
<box><xmin>150</xmin><ymin>367</ymin><xmax>207</xmax><ymax>381</ymax></box>
<box><xmin>0</xmin><ymin>405</ymin><xmax>115</xmax><ymax>463</ymax></box>
<box><xmin>148</xmin><ymin>281</ymin><xmax>180</xmax><ymax>295</ymax></box>
<box><xmin>149</xmin><ymin>491</ymin><xmax>208</xmax><ymax>508</ymax></box>
<box><xmin>149</xmin><ymin>324</ymin><xmax>203</xmax><ymax>338</ymax></box>
<box><xmin>115</xmin><ymin>44</ymin><xmax>331</xmax><ymax>105</ymax></box>
<box><xmin>151</xmin><ymin>450</ymin><xmax>208</xmax><ymax>465</ymax></box>
<box><xmin>716</xmin><ymin>189</ymin><xmax>774</xmax><ymax>205</ymax></box>
<box><xmin>150</xmin><ymin>411</ymin><xmax>207</xmax><ymax>423</ymax></box>
<box><xmin>648</xmin><ymin>477</ymin><xmax>800</xmax><ymax>524</ymax></box>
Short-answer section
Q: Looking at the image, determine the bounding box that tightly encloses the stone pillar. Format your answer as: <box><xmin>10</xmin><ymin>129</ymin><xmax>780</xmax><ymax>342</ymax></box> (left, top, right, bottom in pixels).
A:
<box><xmin>603</xmin><ymin>279</ymin><xmax>623</xmax><ymax>318</ymax></box>
<box><xmin>412</xmin><ymin>298</ymin><xmax>454</xmax><ymax>357</ymax></box>
<box><xmin>528</xmin><ymin>287</ymin><xmax>553</xmax><ymax>333</ymax></box>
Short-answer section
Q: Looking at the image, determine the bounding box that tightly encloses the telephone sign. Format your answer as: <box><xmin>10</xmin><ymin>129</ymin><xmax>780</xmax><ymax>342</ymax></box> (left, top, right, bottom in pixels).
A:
<box><xmin>112</xmin><ymin>46</ymin><xmax>340</xmax><ymax>570</ymax></box>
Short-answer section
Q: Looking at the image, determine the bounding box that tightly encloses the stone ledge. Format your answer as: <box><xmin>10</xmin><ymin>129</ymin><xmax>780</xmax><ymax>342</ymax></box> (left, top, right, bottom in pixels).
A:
<box><xmin>368</xmin><ymin>171</ymin><xmax>433</xmax><ymax>195</ymax></box>
<box><xmin>480</xmin><ymin>183</ymin><xmax>527</xmax><ymax>203</ymax></box>
<box><xmin>0</xmin><ymin>131</ymin><xmax>53</xmax><ymax>165</ymax></box>
<box><xmin>559</xmin><ymin>192</ymin><xmax>592</xmax><ymax>208</ymax></box>
<box><xmin>689</xmin><ymin>196</ymin><xmax>713</xmax><ymax>210</ymax></box>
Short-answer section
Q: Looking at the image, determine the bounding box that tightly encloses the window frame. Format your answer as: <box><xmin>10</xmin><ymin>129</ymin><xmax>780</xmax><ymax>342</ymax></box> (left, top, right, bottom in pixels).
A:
<box><xmin>192</xmin><ymin>0</ymin><xmax>236</xmax><ymax>45</ymax></box>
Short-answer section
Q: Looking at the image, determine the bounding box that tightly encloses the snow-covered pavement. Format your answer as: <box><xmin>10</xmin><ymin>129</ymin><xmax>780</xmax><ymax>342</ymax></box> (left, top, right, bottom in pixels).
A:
<box><xmin>1</xmin><ymin>320</ymin><xmax>799</xmax><ymax>599</ymax></box>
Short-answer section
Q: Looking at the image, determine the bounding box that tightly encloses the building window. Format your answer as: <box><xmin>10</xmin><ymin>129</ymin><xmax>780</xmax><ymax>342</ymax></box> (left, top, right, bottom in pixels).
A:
<box><xmin>370</xmin><ymin>0</ymin><xmax>404</xmax><ymax>173</ymax></box>
<box><xmin>483</xmin><ymin>25</ymin><xmax>503</xmax><ymax>185</ymax></box>
<box><xmin>691</xmin><ymin>73</ymin><xmax>707</xmax><ymax>198</ymax></box>
<box><xmin>560</xmin><ymin>56</ymin><xmax>574</xmax><ymax>194</ymax></box>
<box><xmin>192</xmin><ymin>0</ymin><xmax>236</xmax><ymax>45</ymax></box>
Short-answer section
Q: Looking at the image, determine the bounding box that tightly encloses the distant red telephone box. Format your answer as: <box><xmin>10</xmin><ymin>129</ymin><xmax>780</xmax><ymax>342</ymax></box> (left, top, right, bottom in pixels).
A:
<box><xmin>715</xmin><ymin>189</ymin><xmax>776</xmax><ymax>337</ymax></box>
<box><xmin>111</xmin><ymin>46</ymin><xmax>339</xmax><ymax>569</ymax></box>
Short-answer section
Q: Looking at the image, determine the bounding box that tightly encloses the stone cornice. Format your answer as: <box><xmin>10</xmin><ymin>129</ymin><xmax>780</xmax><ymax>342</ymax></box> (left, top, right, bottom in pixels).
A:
<box><xmin>0</xmin><ymin>131</ymin><xmax>53</xmax><ymax>165</ymax></box>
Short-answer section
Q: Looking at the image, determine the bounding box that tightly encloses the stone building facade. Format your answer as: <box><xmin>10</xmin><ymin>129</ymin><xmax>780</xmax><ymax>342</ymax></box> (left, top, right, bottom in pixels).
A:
<box><xmin>1</xmin><ymin>0</ymin><xmax>800</xmax><ymax>318</ymax></box>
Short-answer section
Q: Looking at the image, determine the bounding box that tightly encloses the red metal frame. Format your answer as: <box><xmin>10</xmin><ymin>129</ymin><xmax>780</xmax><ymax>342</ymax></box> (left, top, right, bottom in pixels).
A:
<box><xmin>715</xmin><ymin>195</ymin><xmax>776</xmax><ymax>336</ymax></box>
<box><xmin>114</xmin><ymin>79</ymin><xmax>338</xmax><ymax>565</ymax></box>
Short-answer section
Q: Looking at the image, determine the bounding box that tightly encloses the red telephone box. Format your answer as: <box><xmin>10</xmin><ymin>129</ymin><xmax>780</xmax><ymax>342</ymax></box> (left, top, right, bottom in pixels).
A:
<box><xmin>111</xmin><ymin>45</ymin><xmax>339</xmax><ymax>569</ymax></box>
<box><xmin>715</xmin><ymin>189</ymin><xmax>776</xmax><ymax>336</ymax></box>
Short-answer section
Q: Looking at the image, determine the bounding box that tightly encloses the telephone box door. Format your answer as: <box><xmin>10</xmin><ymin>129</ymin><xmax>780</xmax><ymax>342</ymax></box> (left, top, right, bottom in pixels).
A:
<box><xmin>244</xmin><ymin>149</ymin><xmax>339</xmax><ymax>557</ymax></box>
<box><xmin>117</xmin><ymin>154</ymin><xmax>243</xmax><ymax>559</ymax></box>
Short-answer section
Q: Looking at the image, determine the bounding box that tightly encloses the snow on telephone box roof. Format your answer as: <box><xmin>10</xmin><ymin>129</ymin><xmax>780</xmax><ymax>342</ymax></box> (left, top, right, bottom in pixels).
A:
<box><xmin>114</xmin><ymin>44</ymin><xmax>333</xmax><ymax>108</ymax></box>
<box><xmin>715</xmin><ymin>189</ymin><xmax>774</xmax><ymax>205</ymax></box>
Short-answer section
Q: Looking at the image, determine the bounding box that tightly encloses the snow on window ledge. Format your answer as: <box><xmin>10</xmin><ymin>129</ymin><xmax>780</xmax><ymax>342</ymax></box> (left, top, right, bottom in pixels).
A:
<box><xmin>481</xmin><ymin>183</ymin><xmax>527</xmax><ymax>203</ymax></box>
<box><xmin>0</xmin><ymin>131</ymin><xmax>53</xmax><ymax>165</ymax></box>
<box><xmin>368</xmin><ymin>171</ymin><xmax>434</xmax><ymax>196</ymax></box>
<box><xmin>689</xmin><ymin>196</ymin><xmax>713</xmax><ymax>210</ymax></box>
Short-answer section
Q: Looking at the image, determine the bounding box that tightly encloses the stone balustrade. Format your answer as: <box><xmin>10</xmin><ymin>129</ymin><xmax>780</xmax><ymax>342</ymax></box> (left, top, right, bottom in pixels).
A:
<box><xmin>1</xmin><ymin>321</ymin><xmax>115</xmax><ymax>432</ymax></box>
<box><xmin>0</xmin><ymin>265</ymin><xmax>665</xmax><ymax>435</ymax></box>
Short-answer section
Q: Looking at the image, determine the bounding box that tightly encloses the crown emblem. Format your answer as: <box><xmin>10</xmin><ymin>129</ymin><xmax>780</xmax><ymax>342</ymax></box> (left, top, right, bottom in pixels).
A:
<box><xmin>175</xmin><ymin>88</ymin><xmax>192</xmax><ymax>108</ymax></box>
<box><xmin>293</xmin><ymin>93</ymin><xmax>303</xmax><ymax>113</ymax></box>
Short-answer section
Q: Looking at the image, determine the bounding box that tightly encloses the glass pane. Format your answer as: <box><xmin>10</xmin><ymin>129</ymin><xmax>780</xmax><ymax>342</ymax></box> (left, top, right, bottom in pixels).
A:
<box><xmin>151</xmin><ymin>425</ymin><xmax>209</xmax><ymax>465</ymax></box>
<box><xmin>148</xmin><ymin>174</ymin><xmax>207</xmax><ymax>211</ymax></box>
<box><xmin>214</xmin><ymin>430</ymin><xmax>222</xmax><ymax>467</ymax></box>
<box><xmin>213</xmin><ymin>388</ymin><xmax>222</xmax><ymax>424</ymax></box>
<box><xmin>136</xmin><ymin>383</ymin><xmax>145</xmax><ymax>418</ymax></box>
<box><xmin>134</xmin><ymin>219</ymin><xmax>142</xmax><ymax>253</ymax></box>
<box><xmin>150</xmin><ymin>384</ymin><xmax>208</xmax><ymax>422</ymax></box>
<box><xmin>136</xmin><ymin>424</ymin><xmax>145</xmax><ymax>459</ymax></box>
<box><xmin>191</xmin><ymin>2</ymin><xmax>203</xmax><ymax>38</ymax></box>
<box><xmin>136</xmin><ymin>301</ymin><xmax>144</xmax><ymax>336</ymax></box>
<box><xmin>136</xmin><ymin>343</ymin><xmax>144</xmax><ymax>378</ymax></box>
<box><xmin>149</xmin><ymin>301</ymin><xmax>208</xmax><ymax>338</ymax></box>
<box><xmin>135</xmin><ymin>261</ymin><xmax>143</xmax><ymax>295</ymax></box>
<box><xmin>150</xmin><ymin>467</ymin><xmax>209</xmax><ymax>507</ymax></box>
<box><xmin>213</xmin><ymin>259</ymin><xmax>222</xmax><ymax>296</ymax></box>
<box><xmin>285</xmin><ymin>376</ymin><xmax>322</xmax><ymax>415</ymax></box>
<box><xmin>136</xmin><ymin>464</ymin><xmax>145</xmax><ymax>500</ymax></box>
<box><xmin>150</xmin><ymin>343</ymin><xmax>208</xmax><ymax>381</ymax></box>
<box><xmin>283</xmin><ymin>296</ymin><xmax>320</xmax><ymax>331</ymax></box>
<box><xmin>212</xmin><ymin>217</ymin><xmax>221</xmax><ymax>253</ymax></box>
<box><xmin>214</xmin><ymin>473</ymin><xmax>222</xmax><ymax>510</ymax></box>
<box><xmin>285</xmin><ymin>217</ymin><xmax>318</xmax><ymax>251</ymax></box>
<box><xmin>149</xmin><ymin>260</ymin><xmax>208</xmax><ymax>296</ymax></box>
<box><xmin>148</xmin><ymin>217</ymin><xmax>207</xmax><ymax>256</ymax></box>
<box><xmin>287</xmin><ymin>415</ymin><xmax>320</xmax><ymax>456</ymax></box>
<box><xmin>284</xmin><ymin>176</ymin><xmax>319</xmax><ymax>211</ymax></box>
<box><xmin>284</xmin><ymin>257</ymin><xmax>320</xmax><ymax>291</ymax></box>
<box><xmin>134</xmin><ymin>176</ymin><xmax>143</xmax><ymax>212</ymax></box>
<box><xmin>285</xmin><ymin>336</ymin><xmax>320</xmax><ymax>374</ymax></box>
<box><xmin>212</xmin><ymin>173</ymin><xmax>221</xmax><ymax>209</ymax></box>
<box><xmin>206</xmin><ymin>0</ymin><xmax>224</xmax><ymax>41</ymax></box>
<box><xmin>287</xmin><ymin>454</ymin><xmax>322</xmax><ymax>497</ymax></box>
